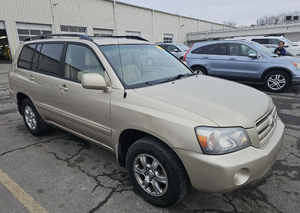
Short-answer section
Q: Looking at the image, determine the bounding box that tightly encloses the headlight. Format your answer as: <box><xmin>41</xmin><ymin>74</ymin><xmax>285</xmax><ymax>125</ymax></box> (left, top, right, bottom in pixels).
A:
<box><xmin>195</xmin><ymin>127</ymin><xmax>250</xmax><ymax>155</ymax></box>
<box><xmin>291</xmin><ymin>62</ymin><xmax>300</xmax><ymax>69</ymax></box>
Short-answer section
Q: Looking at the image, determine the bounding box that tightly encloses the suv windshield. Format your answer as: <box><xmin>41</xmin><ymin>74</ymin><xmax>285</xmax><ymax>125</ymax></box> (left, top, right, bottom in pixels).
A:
<box><xmin>176</xmin><ymin>44</ymin><xmax>190</xmax><ymax>51</ymax></box>
<box><xmin>251</xmin><ymin>42</ymin><xmax>278</xmax><ymax>57</ymax></box>
<box><xmin>99</xmin><ymin>44</ymin><xmax>191</xmax><ymax>88</ymax></box>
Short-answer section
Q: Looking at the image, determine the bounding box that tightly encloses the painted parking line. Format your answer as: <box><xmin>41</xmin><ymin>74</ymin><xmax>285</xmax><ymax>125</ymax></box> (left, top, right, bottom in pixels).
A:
<box><xmin>0</xmin><ymin>169</ymin><xmax>49</xmax><ymax>213</ymax></box>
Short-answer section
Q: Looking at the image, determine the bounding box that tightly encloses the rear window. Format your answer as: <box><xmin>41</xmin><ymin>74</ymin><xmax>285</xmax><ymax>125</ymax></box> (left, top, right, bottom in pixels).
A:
<box><xmin>17</xmin><ymin>44</ymin><xmax>36</xmax><ymax>69</ymax></box>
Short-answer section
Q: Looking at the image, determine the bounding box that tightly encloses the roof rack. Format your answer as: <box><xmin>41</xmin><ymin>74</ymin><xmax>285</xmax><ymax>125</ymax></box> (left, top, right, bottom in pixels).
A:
<box><xmin>23</xmin><ymin>34</ymin><xmax>93</xmax><ymax>42</ymax></box>
<box><xmin>94</xmin><ymin>35</ymin><xmax>149</xmax><ymax>42</ymax></box>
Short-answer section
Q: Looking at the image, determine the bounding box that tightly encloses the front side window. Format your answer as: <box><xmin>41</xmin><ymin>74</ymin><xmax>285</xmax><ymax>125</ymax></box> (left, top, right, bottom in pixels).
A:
<box><xmin>269</xmin><ymin>39</ymin><xmax>280</xmax><ymax>45</ymax></box>
<box><xmin>17</xmin><ymin>44</ymin><xmax>36</xmax><ymax>69</ymax></box>
<box><xmin>229</xmin><ymin>43</ymin><xmax>257</xmax><ymax>56</ymax></box>
<box><xmin>99</xmin><ymin>44</ymin><xmax>191</xmax><ymax>88</ymax></box>
<box><xmin>64</xmin><ymin>44</ymin><xmax>104</xmax><ymax>82</ymax></box>
<box><xmin>38</xmin><ymin>44</ymin><xmax>63</xmax><ymax>76</ymax></box>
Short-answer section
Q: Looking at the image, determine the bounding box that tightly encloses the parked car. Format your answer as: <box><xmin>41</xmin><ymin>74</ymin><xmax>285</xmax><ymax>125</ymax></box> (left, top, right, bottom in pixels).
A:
<box><xmin>262</xmin><ymin>44</ymin><xmax>299</xmax><ymax>57</ymax></box>
<box><xmin>9</xmin><ymin>34</ymin><xmax>285</xmax><ymax>207</ymax></box>
<box><xmin>225</xmin><ymin>36</ymin><xmax>300</xmax><ymax>56</ymax></box>
<box><xmin>157</xmin><ymin>43</ymin><xmax>190</xmax><ymax>60</ymax></box>
<box><xmin>184</xmin><ymin>40</ymin><xmax>300</xmax><ymax>92</ymax></box>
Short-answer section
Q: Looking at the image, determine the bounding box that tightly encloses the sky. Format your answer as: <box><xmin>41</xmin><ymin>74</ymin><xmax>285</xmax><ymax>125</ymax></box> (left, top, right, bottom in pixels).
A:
<box><xmin>118</xmin><ymin>0</ymin><xmax>300</xmax><ymax>26</ymax></box>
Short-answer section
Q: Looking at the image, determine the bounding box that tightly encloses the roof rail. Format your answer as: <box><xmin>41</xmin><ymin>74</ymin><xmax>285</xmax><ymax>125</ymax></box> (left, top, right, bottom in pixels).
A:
<box><xmin>94</xmin><ymin>35</ymin><xmax>149</xmax><ymax>42</ymax></box>
<box><xmin>24</xmin><ymin>34</ymin><xmax>93</xmax><ymax>42</ymax></box>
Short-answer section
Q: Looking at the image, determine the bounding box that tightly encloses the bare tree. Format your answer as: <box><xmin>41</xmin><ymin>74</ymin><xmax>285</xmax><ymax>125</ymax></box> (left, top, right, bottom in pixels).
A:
<box><xmin>222</xmin><ymin>21</ymin><xmax>237</xmax><ymax>27</ymax></box>
<box><xmin>257</xmin><ymin>11</ymin><xmax>300</xmax><ymax>26</ymax></box>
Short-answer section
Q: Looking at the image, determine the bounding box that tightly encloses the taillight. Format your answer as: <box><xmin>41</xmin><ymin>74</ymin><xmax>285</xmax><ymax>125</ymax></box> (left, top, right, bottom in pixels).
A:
<box><xmin>183</xmin><ymin>44</ymin><xmax>194</xmax><ymax>61</ymax></box>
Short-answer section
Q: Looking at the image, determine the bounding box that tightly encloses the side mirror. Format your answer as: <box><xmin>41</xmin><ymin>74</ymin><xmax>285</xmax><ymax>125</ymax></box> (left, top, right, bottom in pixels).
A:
<box><xmin>248</xmin><ymin>53</ymin><xmax>258</xmax><ymax>59</ymax></box>
<box><xmin>81</xmin><ymin>73</ymin><xmax>107</xmax><ymax>90</ymax></box>
<box><xmin>284</xmin><ymin>45</ymin><xmax>289</xmax><ymax>48</ymax></box>
<box><xmin>173</xmin><ymin>48</ymin><xmax>180</xmax><ymax>52</ymax></box>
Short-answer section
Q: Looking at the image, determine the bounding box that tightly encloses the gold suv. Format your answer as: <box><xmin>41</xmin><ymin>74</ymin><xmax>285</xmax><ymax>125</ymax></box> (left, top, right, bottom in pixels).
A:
<box><xmin>8</xmin><ymin>34</ymin><xmax>285</xmax><ymax>207</ymax></box>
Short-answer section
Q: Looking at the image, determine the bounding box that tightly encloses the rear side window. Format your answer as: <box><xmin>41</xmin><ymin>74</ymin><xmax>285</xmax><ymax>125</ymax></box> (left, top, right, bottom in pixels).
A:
<box><xmin>205</xmin><ymin>43</ymin><xmax>228</xmax><ymax>55</ymax></box>
<box><xmin>252</xmin><ymin>39</ymin><xmax>268</xmax><ymax>44</ymax></box>
<box><xmin>38</xmin><ymin>44</ymin><xmax>63</xmax><ymax>76</ymax></box>
<box><xmin>17</xmin><ymin>44</ymin><xmax>36</xmax><ymax>69</ymax></box>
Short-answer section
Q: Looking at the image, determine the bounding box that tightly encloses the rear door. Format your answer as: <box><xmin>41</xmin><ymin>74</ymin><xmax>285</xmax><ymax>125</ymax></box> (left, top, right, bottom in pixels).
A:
<box><xmin>190</xmin><ymin>43</ymin><xmax>229</xmax><ymax>77</ymax></box>
<box><xmin>55</xmin><ymin>43</ymin><xmax>112</xmax><ymax>149</ymax></box>
<box><xmin>226</xmin><ymin>43</ymin><xmax>263</xmax><ymax>80</ymax></box>
<box><xmin>22</xmin><ymin>43</ymin><xmax>65</xmax><ymax>124</ymax></box>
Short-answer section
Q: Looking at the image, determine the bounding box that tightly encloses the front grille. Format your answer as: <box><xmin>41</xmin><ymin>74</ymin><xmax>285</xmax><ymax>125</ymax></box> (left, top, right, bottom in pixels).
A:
<box><xmin>255</xmin><ymin>106</ymin><xmax>277</xmax><ymax>146</ymax></box>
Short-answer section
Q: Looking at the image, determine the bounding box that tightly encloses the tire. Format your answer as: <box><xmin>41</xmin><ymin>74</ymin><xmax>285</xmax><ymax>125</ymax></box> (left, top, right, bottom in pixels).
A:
<box><xmin>263</xmin><ymin>70</ymin><xmax>290</xmax><ymax>93</ymax></box>
<box><xmin>192</xmin><ymin>66</ymin><xmax>207</xmax><ymax>75</ymax></box>
<box><xmin>125</xmin><ymin>136</ymin><xmax>189</xmax><ymax>207</ymax></box>
<box><xmin>146</xmin><ymin>57</ymin><xmax>154</xmax><ymax>66</ymax></box>
<box><xmin>22</xmin><ymin>98</ymin><xmax>49</xmax><ymax>136</ymax></box>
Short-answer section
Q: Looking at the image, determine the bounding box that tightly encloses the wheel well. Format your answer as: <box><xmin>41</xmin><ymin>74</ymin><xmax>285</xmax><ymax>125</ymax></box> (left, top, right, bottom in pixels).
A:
<box><xmin>261</xmin><ymin>68</ymin><xmax>292</xmax><ymax>84</ymax></box>
<box><xmin>16</xmin><ymin>93</ymin><xmax>29</xmax><ymax>115</ymax></box>
<box><xmin>117</xmin><ymin>129</ymin><xmax>149</xmax><ymax>166</ymax></box>
<box><xmin>190</xmin><ymin>65</ymin><xmax>207</xmax><ymax>73</ymax></box>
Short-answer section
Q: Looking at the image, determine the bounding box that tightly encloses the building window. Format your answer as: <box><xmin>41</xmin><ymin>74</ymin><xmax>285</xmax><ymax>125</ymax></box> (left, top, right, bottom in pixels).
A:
<box><xmin>125</xmin><ymin>31</ymin><xmax>141</xmax><ymax>36</ymax></box>
<box><xmin>16</xmin><ymin>23</ymin><xmax>52</xmax><ymax>42</ymax></box>
<box><xmin>60</xmin><ymin>25</ymin><xmax>86</xmax><ymax>34</ymax></box>
<box><xmin>93</xmin><ymin>28</ymin><xmax>113</xmax><ymax>37</ymax></box>
<box><xmin>163</xmin><ymin>34</ymin><xmax>173</xmax><ymax>43</ymax></box>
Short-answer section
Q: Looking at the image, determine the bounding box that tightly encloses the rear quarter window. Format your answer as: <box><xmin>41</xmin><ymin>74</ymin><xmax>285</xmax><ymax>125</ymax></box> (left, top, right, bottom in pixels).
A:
<box><xmin>191</xmin><ymin>46</ymin><xmax>206</xmax><ymax>54</ymax></box>
<box><xmin>17</xmin><ymin>44</ymin><xmax>36</xmax><ymax>69</ymax></box>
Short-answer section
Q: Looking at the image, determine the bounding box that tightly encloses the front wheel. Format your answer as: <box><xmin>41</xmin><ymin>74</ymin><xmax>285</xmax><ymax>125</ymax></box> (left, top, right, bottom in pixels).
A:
<box><xmin>263</xmin><ymin>71</ymin><xmax>290</xmax><ymax>93</ymax></box>
<box><xmin>126</xmin><ymin>136</ymin><xmax>189</xmax><ymax>207</ymax></box>
<box><xmin>22</xmin><ymin>98</ymin><xmax>49</xmax><ymax>136</ymax></box>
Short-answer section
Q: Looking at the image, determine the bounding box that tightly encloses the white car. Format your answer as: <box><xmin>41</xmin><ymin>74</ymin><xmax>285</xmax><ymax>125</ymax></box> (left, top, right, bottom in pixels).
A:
<box><xmin>225</xmin><ymin>36</ymin><xmax>300</xmax><ymax>56</ymax></box>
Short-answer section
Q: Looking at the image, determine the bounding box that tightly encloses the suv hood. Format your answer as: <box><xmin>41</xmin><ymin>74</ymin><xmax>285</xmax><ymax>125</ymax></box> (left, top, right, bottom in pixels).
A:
<box><xmin>135</xmin><ymin>75</ymin><xmax>272</xmax><ymax>128</ymax></box>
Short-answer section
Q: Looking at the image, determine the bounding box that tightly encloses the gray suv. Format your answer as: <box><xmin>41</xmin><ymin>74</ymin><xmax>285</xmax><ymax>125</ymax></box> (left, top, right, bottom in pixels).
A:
<box><xmin>184</xmin><ymin>40</ymin><xmax>300</xmax><ymax>92</ymax></box>
<box><xmin>9</xmin><ymin>34</ymin><xmax>284</xmax><ymax>207</ymax></box>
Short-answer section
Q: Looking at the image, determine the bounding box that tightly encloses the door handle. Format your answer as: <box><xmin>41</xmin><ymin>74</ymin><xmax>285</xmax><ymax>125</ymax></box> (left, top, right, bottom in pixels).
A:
<box><xmin>203</xmin><ymin>56</ymin><xmax>209</xmax><ymax>59</ymax></box>
<box><xmin>59</xmin><ymin>84</ymin><xmax>69</xmax><ymax>92</ymax></box>
<box><xmin>229</xmin><ymin>57</ymin><xmax>236</xmax><ymax>60</ymax></box>
<box><xmin>28</xmin><ymin>75</ymin><xmax>34</xmax><ymax>81</ymax></box>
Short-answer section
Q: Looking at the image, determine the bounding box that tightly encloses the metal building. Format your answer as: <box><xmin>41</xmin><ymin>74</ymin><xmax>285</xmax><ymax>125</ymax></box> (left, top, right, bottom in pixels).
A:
<box><xmin>187</xmin><ymin>23</ymin><xmax>300</xmax><ymax>46</ymax></box>
<box><xmin>0</xmin><ymin>0</ymin><xmax>229</xmax><ymax>63</ymax></box>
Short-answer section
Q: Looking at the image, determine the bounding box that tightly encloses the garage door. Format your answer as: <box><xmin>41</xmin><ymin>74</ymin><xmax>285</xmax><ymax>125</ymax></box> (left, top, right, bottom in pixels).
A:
<box><xmin>16</xmin><ymin>23</ymin><xmax>52</xmax><ymax>42</ymax></box>
<box><xmin>0</xmin><ymin>21</ymin><xmax>11</xmax><ymax>62</ymax></box>
<box><xmin>93</xmin><ymin>28</ymin><xmax>113</xmax><ymax>37</ymax></box>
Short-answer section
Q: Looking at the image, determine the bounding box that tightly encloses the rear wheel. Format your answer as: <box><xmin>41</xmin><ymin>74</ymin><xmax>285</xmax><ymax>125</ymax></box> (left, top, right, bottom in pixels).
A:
<box><xmin>263</xmin><ymin>70</ymin><xmax>290</xmax><ymax>92</ymax></box>
<box><xmin>192</xmin><ymin>66</ymin><xmax>207</xmax><ymax>75</ymax></box>
<box><xmin>22</xmin><ymin>98</ymin><xmax>49</xmax><ymax>136</ymax></box>
<box><xmin>126</xmin><ymin>136</ymin><xmax>189</xmax><ymax>207</ymax></box>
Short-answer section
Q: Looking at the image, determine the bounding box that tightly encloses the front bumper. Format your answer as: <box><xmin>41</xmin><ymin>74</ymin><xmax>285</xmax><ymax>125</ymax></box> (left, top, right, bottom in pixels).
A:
<box><xmin>175</xmin><ymin>118</ymin><xmax>285</xmax><ymax>192</ymax></box>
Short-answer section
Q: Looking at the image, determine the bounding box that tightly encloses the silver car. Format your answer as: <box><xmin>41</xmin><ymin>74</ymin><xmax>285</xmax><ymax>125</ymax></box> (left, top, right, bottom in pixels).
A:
<box><xmin>157</xmin><ymin>43</ymin><xmax>189</xmax><ymax>60</ymax></box>
<box><xmin>9</xmin><ymin>34</ymin><xmax>285</xmax><ymax>207</ymax></box>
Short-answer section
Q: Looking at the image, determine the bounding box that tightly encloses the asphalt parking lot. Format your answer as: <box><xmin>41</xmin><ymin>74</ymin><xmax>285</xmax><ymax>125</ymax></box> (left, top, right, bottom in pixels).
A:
<box><xmin>1</xmin><ymin>63</ymin><xmax>300</xmax><ymax>213</ymax></box>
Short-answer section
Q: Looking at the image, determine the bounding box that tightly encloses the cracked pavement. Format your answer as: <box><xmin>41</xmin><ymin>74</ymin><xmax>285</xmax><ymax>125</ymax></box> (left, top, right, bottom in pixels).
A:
<box><xmin>0</xmin><ymin>63</ymin><xmax>300</xmax><ymax>212</ymax></box>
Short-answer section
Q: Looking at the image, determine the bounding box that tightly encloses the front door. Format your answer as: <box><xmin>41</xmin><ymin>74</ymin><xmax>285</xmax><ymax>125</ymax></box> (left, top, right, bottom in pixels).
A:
<box><xmin>226</xmin><ymin>43</ymin><xmax>263</xmax><ymax>80</ymax></box>
<box><xmin>57</xmin><ymin>43</ymin><xmax>112</xmax><ymax>149</ymax></box>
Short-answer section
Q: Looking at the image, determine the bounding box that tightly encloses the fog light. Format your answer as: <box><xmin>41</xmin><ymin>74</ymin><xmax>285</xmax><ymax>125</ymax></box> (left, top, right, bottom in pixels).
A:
<box><xmin>233</xmin><ymin>168</ymin><xmax>250</xmax><ymax>185</ymax></box>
